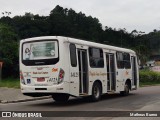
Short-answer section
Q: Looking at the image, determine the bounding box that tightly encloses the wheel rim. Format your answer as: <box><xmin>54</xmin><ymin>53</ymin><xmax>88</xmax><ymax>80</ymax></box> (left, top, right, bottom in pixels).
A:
<box><xmin>94</xmin><ymin>86</ymin><xmax>100</xmax><ymax>98</ymax></box>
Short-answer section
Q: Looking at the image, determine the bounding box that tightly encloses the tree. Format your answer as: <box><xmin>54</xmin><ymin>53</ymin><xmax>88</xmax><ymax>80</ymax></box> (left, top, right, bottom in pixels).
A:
<box><xmin>0</xmin><ymin>23</ymin><xmax>19</xmax><ymax>78</ymax></box>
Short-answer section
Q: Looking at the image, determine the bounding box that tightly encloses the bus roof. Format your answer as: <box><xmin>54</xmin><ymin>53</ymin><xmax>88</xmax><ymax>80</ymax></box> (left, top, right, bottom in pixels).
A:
<box><xmin>21</xmin><ymin>36</ymin><xmax>136</xmax><ymax>54</ymax></box>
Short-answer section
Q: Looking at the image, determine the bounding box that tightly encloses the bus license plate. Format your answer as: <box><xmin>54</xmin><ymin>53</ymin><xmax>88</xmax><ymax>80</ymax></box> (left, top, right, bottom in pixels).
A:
<box><xmin>37</xmin><ymin>77</ymin><xmax>45</xmax><ymax>82</ymax></box>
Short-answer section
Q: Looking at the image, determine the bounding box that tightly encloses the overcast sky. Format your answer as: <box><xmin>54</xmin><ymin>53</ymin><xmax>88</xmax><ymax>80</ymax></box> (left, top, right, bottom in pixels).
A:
<box><xmin>1</xmin><ymin>0</ymin><xmax>160</xmax><ymax>33</ymax></box>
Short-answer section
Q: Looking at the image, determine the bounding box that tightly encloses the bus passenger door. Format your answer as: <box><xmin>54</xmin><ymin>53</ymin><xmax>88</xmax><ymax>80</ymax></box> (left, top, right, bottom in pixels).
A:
<box><xmin>69</xmin><ymin>44</ymin><xmax>79</xmax><ymax>96</ymax></box>
<box><xmin>106</xmin><ymin>53</ymin><xmax>116</xmax><ymax>91</ymax></box>
<box><xmin>115</xmin><ymin>52</ymin><xmax>125</xmax><ymax>91</ymax></box>
<box><xmin>78</xmin><ymin>49</ymin><xmax>88</xmax><ymax>94</ymax></box>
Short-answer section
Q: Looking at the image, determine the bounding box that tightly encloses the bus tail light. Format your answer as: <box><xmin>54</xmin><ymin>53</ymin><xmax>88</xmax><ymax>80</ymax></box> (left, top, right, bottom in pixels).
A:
<box><xmin>58</xmin><ymin>68</ymin><xmax>65</xmax><ymax>84</ymax></box>
<box><xmin>20</xmin><ymin>71</ymin><xmax>25</xmax><ymax>85</ymax></box>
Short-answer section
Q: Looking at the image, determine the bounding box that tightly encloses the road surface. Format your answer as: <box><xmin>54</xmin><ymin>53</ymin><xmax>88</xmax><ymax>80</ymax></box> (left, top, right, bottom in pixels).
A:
<box><xmin>0</xmin><ymin>86</ymin><xmax>160</xmax><ymax>120</ymax></box>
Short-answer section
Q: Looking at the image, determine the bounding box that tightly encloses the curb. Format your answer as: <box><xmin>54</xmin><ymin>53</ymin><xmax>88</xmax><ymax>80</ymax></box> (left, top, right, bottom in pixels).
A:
<box><xmin>0</xmin><ymin>96</ymin><xmax>52</xmax><ymax>104</ymax></box>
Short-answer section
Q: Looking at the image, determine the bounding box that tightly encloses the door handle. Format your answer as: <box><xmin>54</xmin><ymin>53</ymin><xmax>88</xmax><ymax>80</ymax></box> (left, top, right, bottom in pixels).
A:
<box><xmin>117</xmin><ymin>72</ymin><xmax>118</xmax><ymax>75</ymax></box>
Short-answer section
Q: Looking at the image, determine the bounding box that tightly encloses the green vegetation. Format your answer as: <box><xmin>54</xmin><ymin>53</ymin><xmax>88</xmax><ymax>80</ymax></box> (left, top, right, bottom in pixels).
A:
<box><xmin>0</xmin><ymin>23</ymin><xmax>19</xmax><ymax>78</ymax></box>
<box><xmin>0</xmin><ymin>78</ymin><xmax>20</xmax><ymax>88</ymax></box>
<box><xmin>139</xmin><ymin>70</ymin><xmax>160</xmax><ymax>86</ymax></box>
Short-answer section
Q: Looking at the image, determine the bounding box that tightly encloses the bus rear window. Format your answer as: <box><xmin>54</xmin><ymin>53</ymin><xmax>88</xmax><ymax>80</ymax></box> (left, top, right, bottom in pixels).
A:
<box><xmin>23</xmin><ymin>41</ymin><xmax>58</xmax><ymax>60</ymax></box>
<box><xmin>22</xmin><ymin>40</ymin><xmax>59</xmax><ymax>66</ymax></box>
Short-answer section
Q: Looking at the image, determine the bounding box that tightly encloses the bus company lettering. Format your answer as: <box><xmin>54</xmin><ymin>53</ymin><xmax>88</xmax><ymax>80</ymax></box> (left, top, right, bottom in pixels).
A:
<box><xmin>31</xmin><ymin>66</ymin><xmax>49</xmax><ymax>69</ymax></box>
<box><xmin>71</xmin><ymin>72</ymin><xmax>78</xmax><ymax>77</ymax></box>
<box><xmin>125</xmin><ymin>71</ymin><xmax>129</xmax><ymax>75</ymax></box>
<box><xmin>89</xmin><ymin>71</ymin><xmax>107</xmax><ymax>77</ymax></box>
<box><xmin>37</xmin><ymin>67</ymin><xmax>43</xmax><ymax>70</ymax></box>
<box><xmin>33</xmin><ymin>72</ymin><xmax>48</xmax><ymax>74</ymax></box>
<box><xmin>52</xmin><ymin>68</ymin><xmax>58</xmax><ymax>72</ymax></box>
<box><xmin>47</xmin><ymin>77</ymin><xmax>58</xmax><ymax>83</ymax></box>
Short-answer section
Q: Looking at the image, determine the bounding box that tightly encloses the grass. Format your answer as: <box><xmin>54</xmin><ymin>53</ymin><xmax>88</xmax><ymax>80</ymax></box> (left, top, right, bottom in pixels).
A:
<box><xmin>139</xmin><ymin>82</ymin><xmax>160</xmax><ymax>87</ymax></box>
<box><xmin>0</xmin><ymin>78</ymin><xmax>20</xmax><ymax>88</ymax></box>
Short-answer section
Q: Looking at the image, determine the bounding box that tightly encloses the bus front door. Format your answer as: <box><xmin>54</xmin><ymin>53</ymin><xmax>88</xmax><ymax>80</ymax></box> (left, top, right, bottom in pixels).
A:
<box><xmin>78</xmin><ymin>49</ymin><xmax>88</xmax><ymax>94</ymax></box>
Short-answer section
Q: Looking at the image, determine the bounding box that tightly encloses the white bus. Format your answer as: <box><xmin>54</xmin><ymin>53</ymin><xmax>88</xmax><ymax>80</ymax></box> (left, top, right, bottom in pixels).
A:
<box><xmin>20</xmin><ymin>36</ymin><xmax>139</xmax><ymax>102</ymax></box>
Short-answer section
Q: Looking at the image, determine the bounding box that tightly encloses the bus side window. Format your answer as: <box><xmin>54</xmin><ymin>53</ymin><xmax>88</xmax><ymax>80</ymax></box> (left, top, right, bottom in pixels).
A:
<box><xmin>116</xmin><ymin>52</ymin><xmax>124</xmax><ymax>69</ymax></box>
<box><xmin>70</xmin><ymin>43</ymin><xmax>77</xmax><ymax>67</ymax></box>
<box><xmin>89</xmin><ymin>47</ymin><xmax>104</xmax><ymax>68</ymax></box>
<box><xmin>123</xmin><ymin>53</ymin><xmax>131</xmax><ymax>69</ymax></box>
<box><xmin>116</xmin><ymin>52</ymin><xmax>131</xmax><ymax>69</ymax></box>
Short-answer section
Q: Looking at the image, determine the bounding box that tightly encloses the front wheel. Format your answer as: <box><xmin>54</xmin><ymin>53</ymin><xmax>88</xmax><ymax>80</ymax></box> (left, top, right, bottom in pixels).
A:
<box><xmin>52</xmin><ymin>93</ymin><xmax>69</xmax><ymax>103</ymax></box>
<box><xmin>90</xmin><ymin>82</ymin><xmax>102</xmax><ymax>102</ymax></box>
<box><xmin>120</xmin><ymin>83</ymin><xmax>129</xmax><ymax>96</ymax></box>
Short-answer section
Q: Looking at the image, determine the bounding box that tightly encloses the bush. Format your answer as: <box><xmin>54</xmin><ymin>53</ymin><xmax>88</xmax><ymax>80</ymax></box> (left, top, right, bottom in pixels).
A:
<box><xmin>139</xmin><ymin>70</ymin><xmax>160</xmax><ymax>84</ymax></box>
<box><xmin>0</xmin><ymin>78</ymin><xmax>20</xmax><ymax>88</ymax></box>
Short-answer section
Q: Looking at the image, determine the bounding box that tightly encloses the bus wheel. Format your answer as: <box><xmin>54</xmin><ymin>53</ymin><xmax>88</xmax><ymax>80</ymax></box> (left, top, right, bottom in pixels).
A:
<box><xmin>90</xmin><ymin>82</ymin><xmax>102</xmax><ymax>102</ymax></box>
<box><xmin>120</xmin><ymin>83</ymin><xmax>129</xmax><ymax>96</ymax></box>
<box><xmin>52</xmin><ymin>94</ymin><xmax>69</xmax><ymax>103</ymax></box>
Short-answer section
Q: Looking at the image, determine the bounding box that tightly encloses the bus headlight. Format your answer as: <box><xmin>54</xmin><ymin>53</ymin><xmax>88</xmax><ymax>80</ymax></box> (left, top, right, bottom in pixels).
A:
<box><xmin>58</xmin><ymin>68</ymin><xmax>65</xmax><ymax>84</ymax></box>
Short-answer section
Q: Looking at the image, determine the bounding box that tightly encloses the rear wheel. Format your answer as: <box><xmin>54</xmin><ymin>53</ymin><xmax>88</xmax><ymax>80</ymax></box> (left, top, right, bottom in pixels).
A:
<box><xmin>90</xmin><ymin>82</ymin><xmax>102</xmax><ymax>102</ymax></box>
<box><xmin>120</xmin><ymin>83</ymin><xmax>129</xmax><ymax>96</ymax></box>
<box><xmin>52</xmin><ymin>93</ymin><xmax>69</xmax><ymax>103</ymax></box>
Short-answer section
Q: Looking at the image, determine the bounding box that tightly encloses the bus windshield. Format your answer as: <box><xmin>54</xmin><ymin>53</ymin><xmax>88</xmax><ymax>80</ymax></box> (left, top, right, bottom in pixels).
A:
<box><xmin>23</xmin><ymin>41</ymin><xmax>58</xmax><ymax>60</ymax></box>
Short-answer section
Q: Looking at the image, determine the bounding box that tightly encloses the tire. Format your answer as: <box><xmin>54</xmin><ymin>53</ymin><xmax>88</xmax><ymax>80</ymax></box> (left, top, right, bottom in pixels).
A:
<box><xmin>52</xmin><ymin>93</ymin><xmax>69</xmax><ymax>103</ymax></box>
<box><xmin>90</xmin><ymin>82</ymin><xmax>102</xmax><ymax>102</ymax></box>
<box><xmin>120</xmin><ymin>83</ymin><xmax>129</xmax><ymax>96</ymax></box>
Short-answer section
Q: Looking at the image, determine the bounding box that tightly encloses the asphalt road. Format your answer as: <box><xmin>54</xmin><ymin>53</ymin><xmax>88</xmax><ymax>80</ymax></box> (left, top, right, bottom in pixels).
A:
<box><xmin>0</xmin><ymin>86</ymin><xmax>160</xmax><ymax>120</ymax></box>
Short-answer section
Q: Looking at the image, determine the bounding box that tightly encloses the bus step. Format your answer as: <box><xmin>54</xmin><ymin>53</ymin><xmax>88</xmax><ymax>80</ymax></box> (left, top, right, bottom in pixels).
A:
<box><xmin>79</xmin><ymin>93</ymin><xmax>88</xmax><ymax>96</ymax></box>
<box><xmin>107</xmin><ymin>90</ymin><xmax>115</xmax><ymax>93</ymax></box>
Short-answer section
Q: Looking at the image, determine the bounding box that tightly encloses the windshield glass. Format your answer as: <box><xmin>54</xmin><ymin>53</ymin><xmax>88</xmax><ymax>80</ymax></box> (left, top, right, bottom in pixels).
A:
<box><xmin>23</xmin><ymin>41</ymin><xmax>58</xmax><ymax>60</ymax></box>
